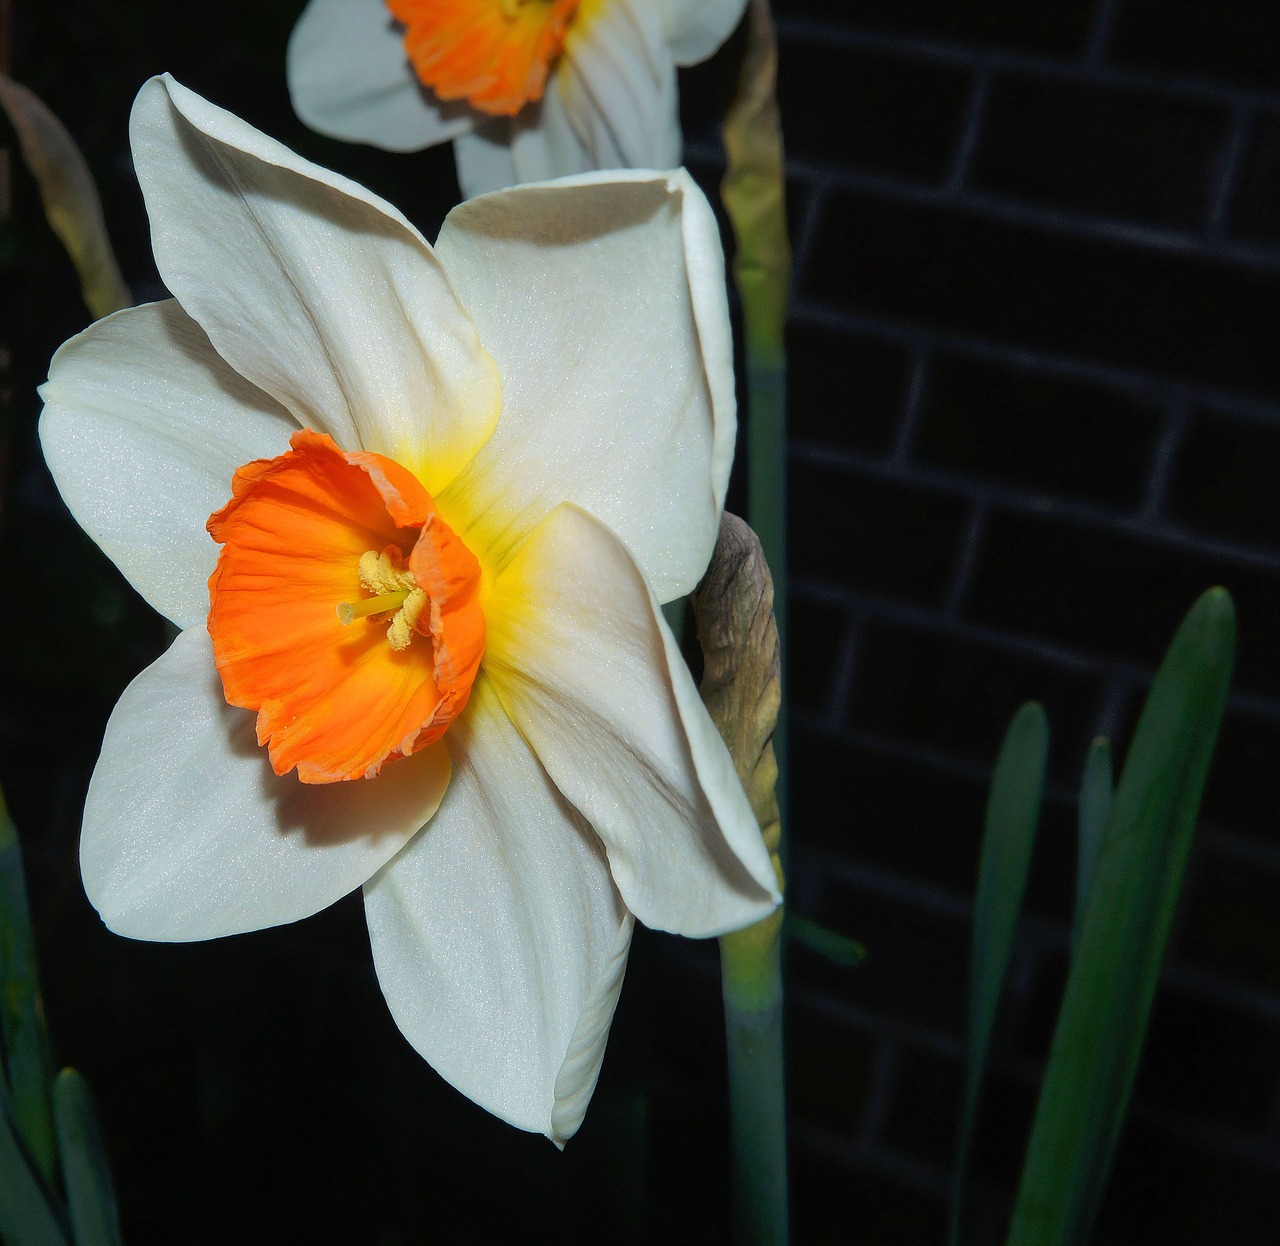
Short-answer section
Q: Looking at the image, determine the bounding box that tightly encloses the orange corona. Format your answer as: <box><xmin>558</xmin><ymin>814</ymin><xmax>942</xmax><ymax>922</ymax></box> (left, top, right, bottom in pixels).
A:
<box><xmin>387</xmin><ymin>0</ymin><xmax>582</xmax><ymax>115</ymax></box>
<box><xmin>206</xmin><ymin>429</ymin><xmax>484</xmax><ymax>784</ymax></box>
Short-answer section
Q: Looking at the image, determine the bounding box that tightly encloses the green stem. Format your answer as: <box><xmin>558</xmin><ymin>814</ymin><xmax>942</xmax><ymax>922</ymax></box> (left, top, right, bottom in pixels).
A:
<box><xmin>721</xmin><ymin>0</ymin><xmax>790</xmax><ymax>811</ymax></box>
<box><xmin>717</xmin><ymin>1</ymin><xmax>792</xmax><ymax>1240</ymax></box>
<box><xmin>721</xmin><ymin>907</ymin><xmax>787</xmax><ymax>1246</ymax></box>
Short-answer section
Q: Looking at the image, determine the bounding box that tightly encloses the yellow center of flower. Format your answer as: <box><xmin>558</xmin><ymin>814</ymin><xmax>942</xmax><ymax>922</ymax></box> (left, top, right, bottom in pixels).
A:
<box><xmin>206</xmin><ymin>429</ymin><xmax>485</xmax><ymax>785</ymax></box>
<box><xmin>386</xmin><ymin>0</ymin><xmax>582</xmax><ymax>115</ymax></box>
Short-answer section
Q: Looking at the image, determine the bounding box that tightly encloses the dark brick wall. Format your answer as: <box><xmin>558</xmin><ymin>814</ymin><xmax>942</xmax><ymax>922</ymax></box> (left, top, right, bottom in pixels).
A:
<box><xmin>679</xmin><ymin>2</ymin><xmax>1280</xmax><ymax>1240</ymax></box>
<box><xmin>5</xmin><ymin>3</ymin><xmax>1280</xmax><ymax>1242</ymax></box>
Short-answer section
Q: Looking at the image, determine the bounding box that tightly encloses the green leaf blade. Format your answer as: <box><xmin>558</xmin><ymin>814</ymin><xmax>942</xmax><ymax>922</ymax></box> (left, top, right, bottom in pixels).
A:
<box><xmin>0</xmin><ymin>788</ymin><xmax>58</xmax><ymax>1187</ymax></box>
<box><xmin>1008</xmin><ymin>587</ymin><xmax>1235</xmax><ymax>1246</ymax></box>
<box><xmin>951</xmin><ymin>701</ymin><xmax>1049</xmax><ymax>1245</ymax></box>
<box><xmin>54</xmin><ymin>1069</ymin><xmax>123</xmax><ymax>1246</ymax></box>
<box><xmin>0</xmin><ymin>1097</ymin><xmax>71</xmax><ymax>1246</ymax></box>
<box><xmin>1073</xmin><ymin>737</ymin><xmax>1113</xmax><ymax>946</ymax></box>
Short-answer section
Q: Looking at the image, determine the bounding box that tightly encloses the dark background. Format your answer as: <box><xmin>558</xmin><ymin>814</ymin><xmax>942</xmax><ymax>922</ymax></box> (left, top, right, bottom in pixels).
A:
<box><xmin>3</xmin><ymin>1</ymin><xmax>1280</xmax><ymax>1242</ymax></box>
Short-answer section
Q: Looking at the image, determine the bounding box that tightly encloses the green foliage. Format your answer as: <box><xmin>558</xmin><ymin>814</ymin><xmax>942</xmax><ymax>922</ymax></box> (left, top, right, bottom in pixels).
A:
<box><xmin>1007</xmin><ymin>587</ymin><xmax>1234</xmax><ymax>1246</ymax></box>
<box><xmin>785</xmin><ymin>913</ymin><xmax>866</xmax><ymax>968</ymax></box>
<box><xmin>55</xmin><ymin>1071</ymin><xmax>123</xmax><ymax>1246</ymax></box>
<box><xmin>951</xmin><ymin>702</ymin><xmax>1049</xmax><ymax>1246</ymax></box>
<box><xmin>0</xmin><ymin>789</ymin><xmax>57</xmax><ymax>1185</ymax></box>
<box><xmin>951</xmin><ymin>588</ymin><xmax>1234</xmax><ymax>1246</ymax></box>
<box><xmin>1072</xmin><ymin>739</ymin><xmax>1113</xmax><ymax>948</ymax></box>
<box><xmin>0</xmin><ymin>792</ymin><xmax>124</xmax><ymax>1246</ymax></box>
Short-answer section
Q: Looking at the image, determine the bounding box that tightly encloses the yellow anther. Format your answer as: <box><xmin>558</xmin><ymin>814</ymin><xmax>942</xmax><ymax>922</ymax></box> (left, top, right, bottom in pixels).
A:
<box><xmin>340</xmin><ymin>548</ymin><xmax>428</xmax><ymax>650</ymax></box>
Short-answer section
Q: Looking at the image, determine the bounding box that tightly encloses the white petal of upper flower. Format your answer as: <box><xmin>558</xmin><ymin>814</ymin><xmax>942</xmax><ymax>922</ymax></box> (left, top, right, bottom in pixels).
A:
<box><xmin>81</xmin><ymin>628</ymin><xmax>450</xmax><ymax>942</ymax></box>
<box><xmin>454</xmin><ymin>0</ymin><xmax>680</xmax><ymax>200</ymax></box>
<box><xmin>287</xmin><ymin>0</ymin><xmax>477</xmax><ymax>153</ymax></box>
<box><xmin>39</xmin><ymin>300</ymin><xmax>296</xmax><ymax>631</ymax></box>
<box><xmin>452</xmin><ymin>122</ymin><xmax>521</xmax><ymax>199</ymax></box>
<box><xmin>435</xmin><ymin>169</ymin><xmax>735</xmax><ymax>602</ymax></box>
<box><xmin>557</xmin><ymin>0</ymin><xmax>680</xmax><ymax>171</ymax></box>
<box><xmin>364</xmin><ymin>675</ymin><xmax>632</xmax><ymax>1144</ymax></box>
<box><xmin>452</xmin><ymin>94</ymin><xmax>592</xmax><ymax>199</ymax></box>
<box><xmin>663</xmin><ymin>0</ymin><xmax>749</xmax><ymax>65</ymax></box>
<box><xmin>485</xmin><ymin>504</ymin><xmax>779</xmax><ymax>937</ymax></box>
<box><xmin>128</xmin><ymin>74</ymin><xmax>500</xmax><ymax>496</ymax></box>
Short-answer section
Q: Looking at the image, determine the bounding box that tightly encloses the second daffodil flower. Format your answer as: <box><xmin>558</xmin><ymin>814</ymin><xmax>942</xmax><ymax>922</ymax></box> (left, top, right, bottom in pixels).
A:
<box><xmin>40</xmin><ymin>75</ymin><xmax>779</xmax><ymax>1144</ymax></box>
<box><xmin>287</xmin><ymin>0</ymin><xmax>748</xmax><ymax>197</ymax></box>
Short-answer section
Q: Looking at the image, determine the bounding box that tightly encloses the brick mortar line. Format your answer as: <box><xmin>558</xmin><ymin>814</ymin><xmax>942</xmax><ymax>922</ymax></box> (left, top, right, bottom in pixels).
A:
<box><xmin>791</xmin><ymin>1120</ymin><xmax>955</xmax><ymax>1199</ymax></box>
<box><xmin>1139</xmin><ymin>395</ymin><xmax>1192</xmax><ymax>521</ymax></box>
<box><xmin>1267</xmin><ymin>1077</ymin><xmax>1280</xmax><ymax>1143</ymax></box>
<box><xmin>789</xmin><ymin>300</ymin><xmax>1280</xmax><ymax>424</ymax></box>
<box><xmin>788</xmin><ymin>173</ymin><xmax>829</xmax><ymax>292</ymax></box>
<box><xmin>1210</xmin><ymin>827</ymin><xmax>1280</xmax><ymax>869</ymax></box>
<box><xmin>992</xmin><ymin>1039</ymin><xmax>1280</xmax><ymax>1170</ymax></box>
<box><xmin>1085</xmin><ymin>0</ymin><xmax>1121</xmax><ymax>65</ymax></box>
<box><xmin>944</xmin><ymin>503</ymin><xmax>986</xmax><ymax>618</ymax></box>
<box><xmin>794</xmin><ymin>837</ymin><xmax>1280</xmax><ymax>1022</ymax></box>
<box><xmin>792</xmin><ymin>838</ymin><xmax>980</xmax><ymax>919</ymax></box>
<box><xmin>1208</xmin><ymin>105</ymin><xmax>1253</xmax><ymax>234</ymax></box>
<box><xmin>890</xmin><ymin>345</ymin><xmax>931</xmax><ymax>465</ymax></box>
<box><xmin>662</xmin><ymin>938</ymin><xmax>970</xmax><ymax>1056</ymax></box>
<box><xmin>947</xmin><ymin>68</ymin><xmax>991</xmax><ymax>193</ymax></box>
<box><xmin>771</xmin><ymin>15</ymin><xmax>1280</xmax><ymax>112</ymax></box>
<box><xmin>792</xmin><ymin>720</ymin><xmax>1134</xmax><ymax>829</ymax></box>
<box><xmin>788</xmin><ymin>981</ymin><xmax>965</xmax><ymax>1058</ymax></box>
<box><xmin>790</xmin><ymin>436</ymin><xmax>1280</xmax><ymax>574</ymax></box>
<box><xmin>856</xmin><ymin>1038</ymin><xmax>900</xmax><ymax>1154</ymax></box>
<box><xmin>823</xmin><ymin>605</ymin><xmax>864</xmax><ymax>732</ymax></box>
<box><xmin>792</xmin><ymin>576</ymin><xmax>1280</xmax><ymax>722</ymax></box>
<box><xmin>777</xmin><ymin>153</ymin><xmax>1280</xmax><ymax>269</ymax></box>
<box><xmin>1091</xmin><ymin>669</ymin><xmax>1133</xmax><ymax>743</ymax></box>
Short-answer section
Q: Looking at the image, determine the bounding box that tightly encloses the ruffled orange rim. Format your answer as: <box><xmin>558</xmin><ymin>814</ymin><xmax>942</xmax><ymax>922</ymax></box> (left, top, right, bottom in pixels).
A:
<box><xmin>388</xmin><ymin>0</ymin><xmax>582</xmax><ymax>116</ymax></box>
<box><xmin>206</xmin><ymin>429</ymin><xmax>484</xmax><ymax>784</ymax></box>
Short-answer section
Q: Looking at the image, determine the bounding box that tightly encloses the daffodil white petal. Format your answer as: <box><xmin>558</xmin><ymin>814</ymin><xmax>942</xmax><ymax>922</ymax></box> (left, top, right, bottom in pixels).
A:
<box><xmin>664</xmin><ymin>0</ymin><xmax>749</xmax><ymax>65</ymax></box>
<box><xmin>454</xmin><ymin>2</ymin><xmax>679</xmax><ymax>199</ymax></box>
<box><xmin>485</xmin><ymin>504</ymin><xmax>779</xmax><ymax>937</ymax></box>
<box><xmin>287</xmin><ymin>0</ymin><xmax>477</xmax><ymax>153</ymax></box>
<box><xmin>452</xmin><ymin>93</ymin><xmax>590</xmax><ymax>199</ymax></box>
<box><xmin>364</xmin><ymin>675</ymin><xmax>631</xmax><ymax>1143</ymax></box>
<box><xmin>557</xmin><ymin>0</ymin><xmax>680</xmax><ymax>171</ymax></box>
<box><xmin>81</xmin><ymin>628</ymin><xmax>449</xmax><ymax>942</ymax></box>
<box><xmin>128</xmin><ymin>74</ymin><xmax>500</xmax><ymax>495</ymax></box>
<box><xmin>39</xmin><ymin>300</ymin><xmax>295</xmax><ymax>631</ymax></box>
<box><xmin>452</xmin><ymin>122</ymin><xmax>523</xmax><ymax>199</ymax></box>
<box><xmin>435</xmin><ymin>169</ymin><xmax>735</xmax><ymax>602</ymax></box>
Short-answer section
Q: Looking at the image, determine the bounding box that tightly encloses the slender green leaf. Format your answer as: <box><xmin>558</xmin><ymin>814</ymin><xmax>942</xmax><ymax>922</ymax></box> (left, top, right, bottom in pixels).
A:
<box><xmin>0</xmin><ymin>787</ymin><xmax>57</xmax><ymax>1186</ymax></box>
<box><xmin>1007</xmin><ymin>587</ymin><xmax>1235</xmax><ymax>1246</ymax></box>
<box><xmin>785</xmin><ymin>913</ymin><xmax>866</xmax><ymax>967</ymax></box>
<box><xmin>951</xmin><ymin>702</ymin><xmax>1049</xmax><ymax>1246</ymax></box>
<box><xmin>54</xmin><ymin>1069</ymin><xmax>123</xmax><ymax>1246</ymax></box>
<box><xmin>0</xmin><ymin>73</ymin><xmax>131</xmax><ymax>319</ymax></box>
<box><xmin>0</xmin><ymin>1097</ymin><xmax>70</xmax><ymax>1246</ymax></box>
<box><xmin>1073</xmin><ymin>738</ymin><xmax>1112</xmax><ymax>945</ymax></box>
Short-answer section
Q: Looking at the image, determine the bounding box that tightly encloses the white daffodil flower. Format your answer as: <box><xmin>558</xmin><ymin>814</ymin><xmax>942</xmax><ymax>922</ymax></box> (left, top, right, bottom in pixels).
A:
<box><xmin>39</xmin><ymin>75</ymin><xmax>779</xmax><ymax>1145</ymax></box>
<box><xmin>287</xmin><ymin>0</ymin><xmax>748</xmax><ymax>198</ymax></box>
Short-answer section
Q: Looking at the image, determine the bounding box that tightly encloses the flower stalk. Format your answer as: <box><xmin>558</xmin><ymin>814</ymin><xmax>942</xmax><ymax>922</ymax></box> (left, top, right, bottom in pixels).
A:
<box><xmin>693</xmin><ymin>513</ymin><xmax>787</xmax><ymax>1246</ymax></box>
<box><xmin>721</xmin><ymin>0</ymin><xmax>790</xmax><ymax>813</ymax></box>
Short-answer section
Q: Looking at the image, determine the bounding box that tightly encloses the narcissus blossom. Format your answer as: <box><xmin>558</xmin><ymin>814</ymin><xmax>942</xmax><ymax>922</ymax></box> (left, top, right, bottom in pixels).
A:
<box><xmin>39</xmin><ymin>75</ymin><xmax>778</xmax><ymax>1143</ymax></box>
<box><xmin>287</xmin><ymin>0</ymin><xmax>748</xmax><ymax>198</ymax></box>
